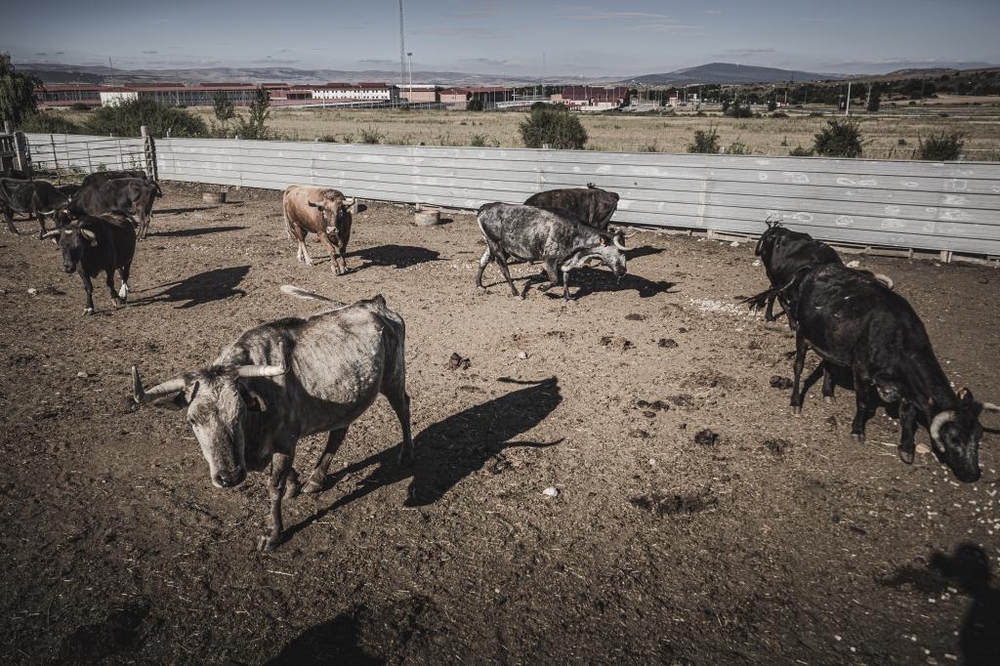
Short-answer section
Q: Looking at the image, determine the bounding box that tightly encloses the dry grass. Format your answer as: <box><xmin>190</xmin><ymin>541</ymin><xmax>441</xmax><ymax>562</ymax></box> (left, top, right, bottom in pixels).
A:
<box><xmin>61</xmin><ymin>96</ymin><xmax>1000</xmax><ymax>160</ymax></box>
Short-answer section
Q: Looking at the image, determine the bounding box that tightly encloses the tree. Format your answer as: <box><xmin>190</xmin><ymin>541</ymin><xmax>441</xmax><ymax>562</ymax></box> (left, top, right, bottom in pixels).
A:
<box><xmin>813</xmin><ymin>119</ymin><xmax>863</xmax><ymax>158</ymax></box>
<box><xmin>236</xmin><ymin>87</ymin><xmax>271</xmax><ymax>140</ymax></box>
<box><xmin>519</xmin><ymin>105</ymin><xmax>587</xmax><ymax>150</ymax></box>
<box><xmin>212</xmin><ymin>90</ymin><xmax>235</xmax><ymax>129</ymax></box>
<box><xmin>866</xmin><ymin>83</ymin><xmax>881</xmax><ymax>112</ymax></box>
<box><xmin>0</xmin><ymin>53</ymin><xmax>41</xmax><ymax>127</ymax></box>
<box><xmin>85</xmin><ymin>98</ymin><xmax>207</xmax><ymax>138</ymax></box>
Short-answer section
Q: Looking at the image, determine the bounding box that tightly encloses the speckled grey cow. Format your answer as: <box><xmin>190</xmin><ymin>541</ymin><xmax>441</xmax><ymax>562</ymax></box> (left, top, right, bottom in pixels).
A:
<box><xmin>131</xmin><ymin>286</ymin><xmax>413</xmax><ymax>550</ymax></box>
<box><xmin>475</xmin><ymin>202</ymin><xmax>627</xmax><ymax>300</ymax></box>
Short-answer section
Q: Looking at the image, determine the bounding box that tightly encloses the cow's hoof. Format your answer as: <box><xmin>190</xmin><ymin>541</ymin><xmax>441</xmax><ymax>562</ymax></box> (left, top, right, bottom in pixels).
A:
<box><xmin>283</xmin><ymin>479</ymin><xmax>301</xmax><ymax>500</ymax></box>
<box><xmin>302</xmin><ymin>479</ymin><xmax>324</xmax><ymax>494</ymax></box>
<box><xmin>823</xmin><ymin>395</ymin><xmax>835</xmax><ymax>404</ymax></box>
<box><xmin>851</xmin><ymin>432</ymin><xmax>866</xmax><ymax>445</ymax></box>
<box><xmin>83</xmin><ymin>307</ymin><xmax>94</xmax><ymax>315</ymax></box>
<box><xmin>256</xmin><ymin>535</ymin><xmax>280</xmax><ymax>552</ymax></box>
<box><xmin>898</xmin><ymin>449</ymin><xmax>915</xmax><ymax>465</ymax></box>
<box><xmin>112</xmin><ymin>297</ymin><xmax>124</xmax><ymax>308</ymax></box>
<box><xmin>790</xmin><ymin>405</ymin><xmax>802</xmax><ymax>416</ymax></box>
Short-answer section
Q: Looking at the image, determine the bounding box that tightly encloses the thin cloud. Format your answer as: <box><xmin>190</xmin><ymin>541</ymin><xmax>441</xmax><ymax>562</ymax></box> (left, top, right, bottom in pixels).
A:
<box><xmin>460</xmin><ymin>57</ymin><xmax>517</xmax><ymax>67</ymax></box>
<box><xmin>55</xmin><ymin>51</ymin><xmax>64</xmax><ymax>55</ymax></box>
<box><xmin>250</xmin><ymin>57</ymin><xmax>300</xmax><ymax>65</ymax></box>
<box><xmin>627</xmin><ymin>22</ymin><xmax>702</xmax><ymax>32</ymax></box>
<box><xmin>703</xmin><ymin>9</ymin><xmax>722</xmax><ymax>15</ymax></box>
<box><xmin>412</xmin><ymin>26</ymin><xmax>493</xmax><ymax>37</ymax></box>
<box><xmin>720</xmin><ymin>48</ymin><xmax>778</xmax><ymax>57</ymax></box>
<box><xmin>562</xmin><ymin>5</ymin><xmax>674</xmax><ymax>21</ymax></box>
<box><xmin>35</xmin><ymin>52</ymin><xmax>47</xmax><ymax>56</ymax></box>
<box><xmin>142</xmin><ymin>50</ymin><xmax>158</xmax><ymax>54</ymax></box>
<box><xmin>358</xmin><ymin>59</ymin><xmax>396</xmax><ymax>65</ymax></box>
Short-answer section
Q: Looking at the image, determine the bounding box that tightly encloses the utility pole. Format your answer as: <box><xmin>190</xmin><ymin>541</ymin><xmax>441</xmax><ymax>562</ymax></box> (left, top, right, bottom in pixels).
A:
<box><xmin>845</xmin><ymin>81</ymin><xmax>852</xmax><ymax>115</ymax></box>
<box><xmin>407</xmin><ymin>52</ymin><xmax>413</xmax><ymax>102</ymax></box>
<box><xmin>398</xmin><ymin>0</ymin><xmax>406</xmax><ymax>91</ymax></box>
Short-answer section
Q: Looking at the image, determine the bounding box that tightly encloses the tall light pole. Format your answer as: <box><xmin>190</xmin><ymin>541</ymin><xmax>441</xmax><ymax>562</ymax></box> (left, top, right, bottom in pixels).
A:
<box><xmin>406</xmin><ymin>52</ymin><xmax>413</xmax><ymax>103</ymax></box>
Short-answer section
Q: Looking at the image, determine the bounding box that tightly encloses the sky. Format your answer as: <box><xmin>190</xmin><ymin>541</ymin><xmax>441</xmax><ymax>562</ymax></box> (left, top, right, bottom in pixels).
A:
<box><xmin>3</xmin><ymin>0</ymin><xmax>998</xmax><ymax>79</ymax></box>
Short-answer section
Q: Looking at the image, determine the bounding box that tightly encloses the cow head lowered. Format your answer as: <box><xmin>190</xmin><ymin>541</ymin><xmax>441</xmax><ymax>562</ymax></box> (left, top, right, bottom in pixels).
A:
<box><xmin>930</xmin><ymin>388</ymin><xmax>999</xmax><ymax>483</ymax></box>
<box><xmin>132</xmin><ymin>364</ymin><xmax>285</xmax><ymax>488</ymax></box>
<box><xmin>590</xmin><ymin>230</ymin><xmax>628</xmax><ymax>278</ymax></box>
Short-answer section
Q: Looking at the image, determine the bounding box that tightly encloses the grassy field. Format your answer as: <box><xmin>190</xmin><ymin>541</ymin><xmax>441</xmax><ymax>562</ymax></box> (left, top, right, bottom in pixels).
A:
<box><xmin>62</xmin><ymin>94</ymin><xmax>1000</xmax><ymax>160</ymax></box>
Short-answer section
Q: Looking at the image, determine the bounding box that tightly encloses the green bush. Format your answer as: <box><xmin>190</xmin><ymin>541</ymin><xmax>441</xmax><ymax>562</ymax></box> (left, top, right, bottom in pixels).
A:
<box><xmin>789</xmin><ymin>146</ymin><xmax>814</xmax><ymax>157</ymax></box>
<box><xmin>918</xmin><ymin>132</ymin><xmax>963</xmax><ymax>161</ymax></box>
<box><xmin>812</xmin><ymin>119</ymin><xmax>863</xmax><ymax>158</ymax></box>
<box><xmin>688</xmin><ymin>125</ymin><xmax>719</xmax><ymax>153</ymax></box>
<box><xmin>19</xmin><ymin>111</ymin><xmax>82</xmax><ymax>134</ymax></box>
<box><xmin>519</xmin><ymin>105</ymin><xmax>587</xmax><ymax>149</ymax></box>
<box><xmin>85</xmin><ymin>98</ymin><xmax>207</xmax><ymax>138</ymax></box>
<box><xmin>727</xmin><ymin>140</ymin><xmax>752</xmax><ymax>155</ymax></box>
<box><xmin>469</xmin><ymin>133</ymin><xmax>488</xmax><ymax>147</ymax></box>
<box><xmin>724</xmin><ymin>100</ymin><xmax>753</xmax><ymax>118</ymax></box>
<box><xmin>70</xmin><ymin>102</ymin><xmax>91</xmax><ymax>112</ymax></box>
<box><xmin>234</xmin><ymin>87</ymin><xmax>270</xmax><ymax>140</ymax></box>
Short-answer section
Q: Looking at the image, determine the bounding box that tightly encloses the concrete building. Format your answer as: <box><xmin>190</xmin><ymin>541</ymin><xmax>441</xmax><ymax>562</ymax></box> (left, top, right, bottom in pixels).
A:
<box><xmin>311</xmin><ymin>82</ymin><xmax>398</xmax><ymax>103</ymax></box>
<box><xmin>554</xmin><ymin>86</ymin><xmax>630</xmax><ymax>111</ymax></box>
<box><xmin>399</xmin><ymin>84</ymin><xmax>439</xmax><ymax>104</ymax></box>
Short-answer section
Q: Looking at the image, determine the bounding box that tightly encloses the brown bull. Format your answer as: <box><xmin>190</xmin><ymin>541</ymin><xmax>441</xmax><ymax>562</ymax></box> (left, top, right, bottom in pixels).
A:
<box><xmin>282</xmin><ymin>186</ymin><xmax>355</xmax><ymax>275</ymax></box>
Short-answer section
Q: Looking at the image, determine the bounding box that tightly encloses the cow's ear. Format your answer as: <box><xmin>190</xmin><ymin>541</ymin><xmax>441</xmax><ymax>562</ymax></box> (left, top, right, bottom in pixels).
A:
<box><xmin>957</xmin><ymin>387</ymin><xmax>975</xmax><ymax>406</ymax></box>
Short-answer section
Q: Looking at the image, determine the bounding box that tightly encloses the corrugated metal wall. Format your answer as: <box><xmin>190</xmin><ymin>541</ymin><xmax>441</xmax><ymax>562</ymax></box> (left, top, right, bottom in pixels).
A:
<box><xmin>27</xmin><ymin>134</ymin><xmax>1000</xmax><ymax>256</ymax></box>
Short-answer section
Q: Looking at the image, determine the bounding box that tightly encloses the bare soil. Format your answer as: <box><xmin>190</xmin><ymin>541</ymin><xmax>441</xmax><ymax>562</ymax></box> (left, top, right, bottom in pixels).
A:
<box><xmin>1</xmin><ymin>185</ymin><xmax>998</xmax><ymax>665</ymax></box>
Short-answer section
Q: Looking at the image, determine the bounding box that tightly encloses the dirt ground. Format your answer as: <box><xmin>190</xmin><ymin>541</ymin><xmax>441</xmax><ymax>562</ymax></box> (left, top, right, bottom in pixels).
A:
<box><xmin>1</xmin><ymin>184</ymin><xmax>998</xmax><ymax>665</ymax></box>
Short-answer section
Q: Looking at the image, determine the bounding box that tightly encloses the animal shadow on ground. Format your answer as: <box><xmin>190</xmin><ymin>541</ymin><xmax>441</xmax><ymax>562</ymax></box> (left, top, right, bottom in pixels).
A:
<box><xmin>152</xmin><ymin>225</ymin><xmax>247</xmax><ymax>238</ymax></box>
<box><xmin>930</xmin><ymin>543</ymin><xmax>1000</xmax><ymax>665</ymax></box>
<box><xmin>56</xmin><ymin>602</ymin><xmax>151</xmax><ymax>664</ymax></box>
<box><xmin>285</xmin><ymin>377</ymin><xmax>563</xmax><ymax>540</ymax></box>
<box><xmin>155</xmin><ymin>205</ymin><xmax>222</xmax><ymax>215</ymax></box>
<box><xmin>537</xmin><ymin>265</ymin><xmax>674</xmax><ymax>299</ymax></box>
<box><xmin>266</xmin><ymin>614</ymin><xmax>383</xmax><ymax>666</ymax></box>
<box><xmin>135</xmin><ymin>265</ymin><xmax>249</xmax><ymax>309</ymax></box>
<box><xmin>798</xmin><ymin>361</ymin><xmax>901</xmax><ymax>419</ymax></box>
<box><xmin>348</xmin><ymin>244</ymin><xmax>442</xmax><ymax>273</ymax></box>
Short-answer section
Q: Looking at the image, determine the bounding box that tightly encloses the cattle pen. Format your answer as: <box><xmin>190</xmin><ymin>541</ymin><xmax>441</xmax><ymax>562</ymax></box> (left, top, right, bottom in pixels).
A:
<box><xmin>2</xmin><ymin>133</ymin><xmax>1000</xmax><ymax>665</ymax></box>
<box><xmin>22</xmin><ymin>131</ymin><xmax>1000</xmax><ymax>262</ymax></box>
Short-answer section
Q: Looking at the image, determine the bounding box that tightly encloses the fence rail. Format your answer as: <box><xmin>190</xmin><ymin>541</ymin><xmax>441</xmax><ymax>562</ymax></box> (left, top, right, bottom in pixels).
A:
<box><xmin>25</xmin><ymin>133</ymin><xmax>1000</xmax><ymax>256</ymax></box>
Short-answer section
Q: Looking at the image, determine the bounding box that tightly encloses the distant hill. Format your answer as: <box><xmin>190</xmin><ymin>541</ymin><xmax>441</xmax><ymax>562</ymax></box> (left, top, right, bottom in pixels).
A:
<box><xmin>628</xmin><ymin>62</ymin><xmax>843</xmax><ymax>86</ymax></box>
<box><xmin>17</xmin><ymin>62</ymin><xmax>618</xmax><ymax>87</ymax></box>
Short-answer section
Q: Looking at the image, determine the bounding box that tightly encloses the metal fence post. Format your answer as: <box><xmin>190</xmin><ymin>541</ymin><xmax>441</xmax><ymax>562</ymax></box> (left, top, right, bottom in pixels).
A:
<box><xmin>50</xmin><ymin>134</ymin><xmax>59</xmax><ymax>172</ymax></box>
<box><xmin>141</xmin><ymin>126</ymin><xmax>158</xmax><ymax>181</ymax></box>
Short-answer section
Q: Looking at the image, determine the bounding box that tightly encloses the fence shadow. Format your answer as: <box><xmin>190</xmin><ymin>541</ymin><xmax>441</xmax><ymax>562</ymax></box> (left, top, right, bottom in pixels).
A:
<box><xmin>931</xmin><ymin>543</ymin><xmax>1000</xmax><ymax>664</ymax></box>
<box><xmin>266</xmin><ymin>614</ymin><xmax>383</xmax><ymax>666</ymax></box>
<box><xmin>135</xmin><ymin>265</ymin><xmax>249</xmax><ymax>309</ymax></box>
<box><xmin>285</xmin><ymin>377</ymin><xmax>563</xmax><ymax>540</ymax></box>
<box><xmin>153</xmin><ymin>225</ymin><xmax>247</xmax><ymax>238</ymax></box>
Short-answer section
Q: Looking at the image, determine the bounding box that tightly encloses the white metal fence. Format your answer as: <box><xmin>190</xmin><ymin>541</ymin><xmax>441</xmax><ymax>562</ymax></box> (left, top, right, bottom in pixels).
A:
<box><xmin>25</xmin><ymin>133</ymin><xmax>147</xmax><ymax>175</ymax></box>
<box><xmin>24</xmin><ymin>133</ymin><xmax>1000</xmax><ymax>257</ymax></box>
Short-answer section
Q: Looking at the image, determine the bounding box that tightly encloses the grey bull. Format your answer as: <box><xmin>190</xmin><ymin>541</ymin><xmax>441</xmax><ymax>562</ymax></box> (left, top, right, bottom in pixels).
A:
<box><xmin>131</xmin><ymin>286</ymin><xmax>413</xmax><ymax>550</ymax></box>
<box><xmin>475</xmin><ymin>202</ymin><xmax>627</xmax><ymax>300</ymax></box>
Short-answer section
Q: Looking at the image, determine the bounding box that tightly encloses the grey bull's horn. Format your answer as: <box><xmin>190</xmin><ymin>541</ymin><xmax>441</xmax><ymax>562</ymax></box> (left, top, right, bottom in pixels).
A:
<box><xmin>981</xmin><ymin>402</ymin><xmax>1000</xmax><ymax>413</ymax></box>
<box><xmin>236</xmin><ymin>365</ymin><xmax>287</xmax><ymax>378</ymax></box>
<box><xmin>612</xmin><ymin>231</ymin><xmax>627</xmax><ymax>250</ymax></box>
<box><xmin>40</xmin><ymin>229</ymin><xmax>61</xmax><ymax>240</ymax></box>
<box><xmin>132</xmin><ymin>365</ymin><xmax>185</xmax><ymax>404</ymax></box>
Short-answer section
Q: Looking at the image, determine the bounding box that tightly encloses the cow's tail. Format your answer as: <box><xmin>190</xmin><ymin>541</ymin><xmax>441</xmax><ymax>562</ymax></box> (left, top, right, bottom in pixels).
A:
<box><xmin>283</xmin><ymin>205</ymin><xmax>293</xmax><ymax>240</ymax></box>
<box><xmin>280</xmin><ymin>284</ymin><xmax>347</xmax><ymax>307</ymax></box>
<box><xmin>739</xmin><ymin>266</ymin><xmax>811</xmax><ymax>312</ymax></box>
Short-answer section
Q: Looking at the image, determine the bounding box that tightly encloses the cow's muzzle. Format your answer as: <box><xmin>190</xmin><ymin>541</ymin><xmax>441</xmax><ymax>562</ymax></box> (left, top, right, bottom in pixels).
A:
<box><xmin>213</xmin><ymin>467</ymin><xmax>247</xmax><ymax>488</ymax></box>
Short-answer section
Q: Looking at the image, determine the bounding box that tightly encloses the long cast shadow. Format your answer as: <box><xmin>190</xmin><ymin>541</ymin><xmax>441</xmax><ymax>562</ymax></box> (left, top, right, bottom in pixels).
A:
<box><xmin>286</xmin><ymin>377</ymin><xmax>563</xmax><ymax>540</ymax></box>
<box><xmin>153</xmin><ymin>225</ymin><xmax>247</xmax><ymax>238</ymax></box>
<box><xmin>266</xmin><ymin>614</ymin><xmax>382</xmax><ymax>666</ymax></box>
<box><xmin>549</xmin><ymin>266</ymin><xmax>675</xmax><ymax>299</ymax></box>
<box><xmin>156</xmin><ymin>205</ymin><xmax>222</xmax><ymax>215</ymax></box>
<box><xmin>134</xmin><ymin>265</ymin><xmax>249</xmax><ymax>309</ymax></box>
<box><xmin>931</xmin><ymin>543</ymin><xmax>1000</xmax><ymax>664</ymax></box>
<box><xmin>348</xmin><ymin>244</ymin><xmax>441</xmax><ymax>273</ymax></box>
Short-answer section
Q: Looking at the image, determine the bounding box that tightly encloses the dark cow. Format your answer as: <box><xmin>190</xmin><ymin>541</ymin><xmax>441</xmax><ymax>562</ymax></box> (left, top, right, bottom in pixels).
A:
<box><xmin>282</xmin><ymin>185</ymin><xmax>355</xmax><ymax>275</ymax></box>
<box><xmin>783</xmin><ymin>262</ymin><xmax>998</xmax><ymax>482</ymax></box>
<box><xmin>0</xmin><ymin>178</ymin><xmax>71</xmax><ymax>236</ymax></box>
<box><xmin>60</xmin><ymin>177</ymin><xmax>161</xmax><ymax>239</ymax></box>
<box><xmin>476</xmin><ymin>202</ymin><xmax>627</xmax><ymax>300</ymax></box>
<box><xmin>524</xmin><ymin>183</ymin><xmax>620</xmax><ymax>231</ymax></box>
<box><xmin>40</xmin><ymin>212</ymin><xmax>136</xmax><ymax>315</ymax></box>
<box><xmin>80</xmin><ymin>170</ymin><xmax>149</xmax><ymax>189</ymax></box>
<box><xmin>748</xmin><ymin>219</ymin><xmax>843</xmax><ymax>322</ymax></box>
<box><xmin>131</xmin><ymin>286</ymin><xmax>413</xmax><ymax>550</ymax></box>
